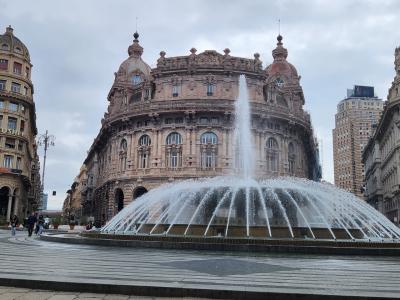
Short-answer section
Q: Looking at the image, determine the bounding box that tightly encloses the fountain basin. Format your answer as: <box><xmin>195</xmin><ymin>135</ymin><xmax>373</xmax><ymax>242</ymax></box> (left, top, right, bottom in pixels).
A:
<box><xmin>101</xmin><ymin>176</ymin><xmax>400</xmax><ymax>243</ymax></box>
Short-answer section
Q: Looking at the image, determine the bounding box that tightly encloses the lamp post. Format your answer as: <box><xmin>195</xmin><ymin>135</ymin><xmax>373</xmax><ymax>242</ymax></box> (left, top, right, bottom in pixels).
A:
<box><xmin>38</xmin><ymin>130</ymin><xmax>55</xmax><ymax>210</ymax></box>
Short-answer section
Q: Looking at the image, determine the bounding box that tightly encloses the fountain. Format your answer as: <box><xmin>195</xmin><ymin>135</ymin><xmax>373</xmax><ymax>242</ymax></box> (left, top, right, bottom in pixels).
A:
<box><xmin>95</xmin><ymin>75</ymin><xmax>400</xmax><ymax>251</ymax></box>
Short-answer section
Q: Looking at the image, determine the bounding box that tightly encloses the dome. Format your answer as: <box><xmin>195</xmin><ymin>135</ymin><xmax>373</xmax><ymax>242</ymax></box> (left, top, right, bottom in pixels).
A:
<box><xmin>0</xmin><ymin>26</ymin><xmax>30</xmax><ymax>61</ymax></box>
<box><xmin>265</xmin><ymin>35</ymin><xmax>298</xmax><ymax>80</ymax></box>
<box><xmin>117</xmin><ymin>32</ymin><xmax>151</xmax><ymax>78</ymax></box>
<box><xmin>102</xmin><ymin>176</ymin><xmax>400</xmax><ymax>241</ymax></box>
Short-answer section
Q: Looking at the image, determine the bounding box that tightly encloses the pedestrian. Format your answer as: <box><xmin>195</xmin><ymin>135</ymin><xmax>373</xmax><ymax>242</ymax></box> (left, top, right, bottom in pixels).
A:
<box><xmin>37</xmin><ymin>215</ymin><xmax>45</xmax><ymax>235</ymax></box>
<box><xmin>86</xmin><ymin>220</ymin><xmax>93</xmax><ymax>230</ymax></box>
<box><xmin>27</xmin><ymin>212</ymin><xmax>37</xmax><ymax>237</ymax></box>
<box><xmin>10</xmin><ymin>215</ymin><xmax>19</xmax><ymax>236</ymax></box>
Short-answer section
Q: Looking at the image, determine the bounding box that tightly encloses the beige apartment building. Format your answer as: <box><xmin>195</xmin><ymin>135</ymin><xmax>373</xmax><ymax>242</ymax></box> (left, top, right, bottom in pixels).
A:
<box><xmin>363</xmin><ymin>46</ymin><xmax>400</xmax><ymax>225</ymax></box>
<box><xmin>63</xmin><ymin>165</ymin><xmax>87</xmax><ymax>223</ymax></box>
<box><xmin>0</xmin><ymin>26</ymin><xmax>41</xmax><ymax>223</ymax></box>
<box><xmin>333</xmin><ymin>85</ymin><xmax>383</xmax><ymax>198</ymax></box>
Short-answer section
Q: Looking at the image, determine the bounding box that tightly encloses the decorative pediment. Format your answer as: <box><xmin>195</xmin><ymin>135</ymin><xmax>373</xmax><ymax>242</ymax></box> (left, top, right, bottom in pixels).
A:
<box><xmin>196</xmin><ymin>50</ymin><xmax>224</xmax><ymax>66</ymax></box>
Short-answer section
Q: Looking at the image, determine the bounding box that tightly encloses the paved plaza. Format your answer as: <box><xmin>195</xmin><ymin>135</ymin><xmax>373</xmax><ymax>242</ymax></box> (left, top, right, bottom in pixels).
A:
<box><xmin>1</xmin><ymin>230</ymin><xmax>400</xmax><ymax>299</ymax></box>
<box><xmin>0</xmin><ymin>286</ymin><xmax>211</xmax><ymax>300</ymax></box>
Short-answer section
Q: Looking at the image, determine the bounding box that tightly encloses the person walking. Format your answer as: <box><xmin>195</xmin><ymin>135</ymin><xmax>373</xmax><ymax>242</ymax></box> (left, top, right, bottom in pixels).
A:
<box><xmin>10</xmin><ymin>215</ymin><xmax>19</xmax><ymax>236</ymax></box>
<box><xmin>27</xmin><ymin>212</ymin><xmax>37</xmax><ymax>237</ymax></box>
<box><xmin>37</xmin><ymin>215</ymin><xmax>45</xmax><ymax>235</ymax></box>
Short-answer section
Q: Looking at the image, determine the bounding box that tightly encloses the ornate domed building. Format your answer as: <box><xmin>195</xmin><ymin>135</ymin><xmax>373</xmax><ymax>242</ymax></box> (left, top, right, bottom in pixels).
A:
<box><xmin>77</xmin><ymin>32</ymin><xmax>321</xmax><ymax>224</ymax></box>
<box><xmin>0</xmin><ymin>26</ymin><xmax>41</xmax><ymax>223</ymax></box>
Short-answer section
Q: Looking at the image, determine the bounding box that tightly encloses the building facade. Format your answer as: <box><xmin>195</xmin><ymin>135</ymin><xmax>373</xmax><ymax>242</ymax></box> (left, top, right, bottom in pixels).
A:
<box><xmin>333</xmin><ymin>85</ymin><xmax>383</xmax><ymax>197</ymax></box>
<box><xmin>40</xmin><ymin>193</ymin><xmax>48</xmax><ymax>211</ymax></box>
<box><xmin>0</xmin><ymin>26</ymin><xmax>40</xmax><ymax>224</ymax></box>
<box><xmin>363</xmin><ymin>46</ymin><xmax>400</xmax><ymax>225</ymax></box>
<box><xmin>78</xmin><ymin>32</ymin><xmax>321</xmax><ymax>224</ymax></box>
<box><xmin>63</xmin><ymin>165</ymin><xmax>86</xmax><ymax>223</ymax></box>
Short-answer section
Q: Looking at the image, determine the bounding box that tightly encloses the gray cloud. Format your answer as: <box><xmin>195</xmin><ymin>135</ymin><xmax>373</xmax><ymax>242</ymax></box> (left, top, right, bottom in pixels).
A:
<box><xmin>1</xmin><ymin>0</ymin><xmax>399</xmax><ymax>209</ymax></box>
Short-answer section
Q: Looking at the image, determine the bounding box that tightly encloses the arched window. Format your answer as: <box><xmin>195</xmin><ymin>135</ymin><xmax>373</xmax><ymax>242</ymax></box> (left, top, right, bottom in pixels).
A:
<box><xmin>138</xmin><ymin>135</ymin><xmax>151</xmax><ymax>169</ymax></box>
<box><xmin>201</xmin><ymin>132</ymin><xmax>218</xmax><ymax>144</ymax></box>
<box><xmin>115</xmin><ymin>189</ymin><xmax>124</xmax><ymax>214</ymax></box>
<box><xmin>266</xmin><ymin>138</ymin><xmax>279</xmax><ymax>172</ymax></box>
<box><xmin>201</xmin><ymin>132</ymin><xmax>218</xmax><ymax>169</ymax></box>
<box><xmin>139</xmin><ymin>135</ymin><xmax>151</xmax><ymax>146</ymax></box>
<box><xmin>288</xmin><ymin>142</ymin><xmax>296</xmax><ymax>175</ymax></box>
<box><xmin>120</xmin><ymin>139</ymin><xmax>127</xmax><ymax>151</ymax></box>
<box><xmin>267</xmin><ymin>137</ymin><xmax>278</xmax><ymax>149</ymax></box>
<box><xmin>132</xmin><ymin>74</ymin><xmax>141</xmax><ymax>85</ymax></box>
<box><xmin>166</xmin><ymin>132</ymin><xmax>182</xmax><ymax>145</ymax></box>
<box><xmin>166</xmin><ymin>132</ymin><xmax>183</xmax><ymax>169</ymax></box>
<box><xmin>275</xmin><ymin>78</ymin><xmax>285</xmax><ymax>88</ymax></box>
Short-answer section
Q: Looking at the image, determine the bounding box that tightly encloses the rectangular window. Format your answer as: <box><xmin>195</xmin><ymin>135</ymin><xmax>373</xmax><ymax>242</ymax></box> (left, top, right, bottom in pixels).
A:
<box><xmin>21</xmin><ymin>105</ymin><xmax>26</xmax><ymax>114</ymax></box>
<box><xmin>0</xmin><ymin>115</ymin><xmax>2</xmax><ymax>126</ymax></box>
<box><xmin>16</xmin><ymin>157</ymin><xmax>21</xmax><ymax>170</ymax></box>
<box><xmin>13</xmin><ymin>62</ymin><xmax>22</xmax><ymax>75</ymax></box>
<box><xmin>5</xmin><ymin>138</ymin><xmax>15</xmax><ymax>149</ymax></box>
<box><xmin>200</xmin><ymin>117</ymin><xmax>208</xmax><ymax>124</ymax></box>
<box><xmin>24</xmin><ymin>86</ymin><xmax>28</xmax><ymax>96</ymax></box>
<box><xmin>3</xmin><ymin>155</ymin><xmax>13</xmax><ymax>168</ymax></box>
<box><xmin>129</xmin><ymin>91</ymin><xmax>142</xmax><ymax>103</ymax></box>
<box><xmin>9</xmin><ymin>102</ymin><xmax>18</xmax><ymax>112</ymax></box>
<box><xmin>0</xmin><ymin>100</ymin><xmax>3</xmax><ymax>109</ymax></box>
<box><xmin>165</xmin><ymin>118</ymin><xmax>173</xmax><ymax>124</ymax></box>
<box><xmin>144</xmin><ymin>89</ymin><xmax>150</xmax><ymax>100</ymax></box>
<box><xmin>0</xmin><ymin>59</ymin><xmax>8</xmax><ymax>70</ymax></box>
<box><xmin>207</xmin><ymin>83</ymin><xmax>214</xmax><ymax>96</ymax></box>
<box><xmin>25</xmin><ymin>67</ymin><xmax>30</xmax><ymax>78</ymax></box>
<box><xmin>0</xmin><ymin>80</ymin><xmax>5</xmax><ymax>90</ymax></box>
<box><xmin>211</xmin><ymin>117</ymin><xmax>219</xmax><ymax>125</ymax></box>
<box><xmin>17</xmin><ymin>141</ymin><xmax>23</xmax><ymax>151</ymax></box>
<box><xmin>20</xmin><ymin>120</ymin><xmax>25</xmax><ymax>133</ymax></box>
<box><xmin>172</xmin><ymin>85</ymin><xmax>179</xmax><ymax>97</ymax></box>
<box><xmin>7</xmin><ymin>117</ymin><xmax>17</xmax><ymax>130</ymax></box>
<box><xmin>11</xmin><ymin>82</ymin><xmax>21</xmax><ymax>93</ymax></box>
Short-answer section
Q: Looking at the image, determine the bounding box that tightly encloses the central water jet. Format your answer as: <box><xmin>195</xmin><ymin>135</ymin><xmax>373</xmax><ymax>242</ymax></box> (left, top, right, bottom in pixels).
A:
<box><xmin>234</xmin><ymin>75</ymin><xmax>254</xmax><ymax>178</ymax></box>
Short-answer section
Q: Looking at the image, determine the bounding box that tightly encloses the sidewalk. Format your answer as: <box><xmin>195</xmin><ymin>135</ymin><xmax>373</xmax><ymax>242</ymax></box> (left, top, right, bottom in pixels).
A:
<box><xmin>0</xmin><ymin>225</ymin><xmax>86</xmax><ymax>234</ymax></box>
<box><xmin>0</xmin><ymin>286</ymin><xmax>209</xmax><ymax>300</ymax></box>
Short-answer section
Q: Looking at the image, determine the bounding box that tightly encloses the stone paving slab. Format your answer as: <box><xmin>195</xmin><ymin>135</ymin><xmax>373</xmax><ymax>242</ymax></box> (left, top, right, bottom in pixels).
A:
<box><xmin>1</xmin><ymin>230</ymin><xmax>400</xmax><ymax>299</ymax></box>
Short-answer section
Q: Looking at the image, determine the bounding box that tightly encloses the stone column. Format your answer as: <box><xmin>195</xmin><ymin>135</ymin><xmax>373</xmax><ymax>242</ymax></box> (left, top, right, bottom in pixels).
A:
<box><xmin>13</xmin><ymin>196</ymin><xmax>19</xmax><ymax>216</ymax></box>
<box><xmin>6</xmin><ymin>195</ymin><xmax>12</xmax><ymax>222</ymax></box>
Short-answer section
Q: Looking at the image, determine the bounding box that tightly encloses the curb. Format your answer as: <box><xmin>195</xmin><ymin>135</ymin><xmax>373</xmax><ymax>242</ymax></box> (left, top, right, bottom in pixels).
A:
<box><xmin>40</xmin><ymin>234</ymin><xmax>400</xmax><ymax>256</ymax></box>
<box><xmin>0</xmin><ymin>276</ymin><xmax>388</xmax><ymax>300</ymax></box>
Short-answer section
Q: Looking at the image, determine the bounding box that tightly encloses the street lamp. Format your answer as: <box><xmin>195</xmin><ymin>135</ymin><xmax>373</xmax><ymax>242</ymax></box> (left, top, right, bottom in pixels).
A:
<box><xmin>38</xmin><ymin>130</ymin><xmax>55</xmax><ymax>210</ymax></box>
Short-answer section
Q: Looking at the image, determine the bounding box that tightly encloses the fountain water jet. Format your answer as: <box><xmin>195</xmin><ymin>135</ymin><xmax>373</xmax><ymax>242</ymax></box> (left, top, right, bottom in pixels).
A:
<box><xmin>234</xmin><ymin>75</ymin><xmax>254</xmax><ymax>179</ymax></box>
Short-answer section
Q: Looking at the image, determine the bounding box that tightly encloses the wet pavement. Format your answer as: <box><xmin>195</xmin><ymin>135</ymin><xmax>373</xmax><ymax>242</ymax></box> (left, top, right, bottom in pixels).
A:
<box><xmin>1</xmin><ymin>230</ymin><xmax>400</xmax><ymax>299</ymax></box>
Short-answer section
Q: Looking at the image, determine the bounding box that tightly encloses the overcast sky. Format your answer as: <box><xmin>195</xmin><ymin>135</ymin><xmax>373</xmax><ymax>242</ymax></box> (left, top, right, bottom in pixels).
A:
<box><xmin>1</xmin><ymin>0</ymin><xmax>399</xmax><ymax>210</ymax></box>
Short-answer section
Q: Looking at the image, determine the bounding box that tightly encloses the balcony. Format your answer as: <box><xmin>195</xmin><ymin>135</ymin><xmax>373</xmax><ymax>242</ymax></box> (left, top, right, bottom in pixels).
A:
<box><xmin>0</xmin><ymin>167</ymin><xmax>22</xmax><ymax>175</ymax></box>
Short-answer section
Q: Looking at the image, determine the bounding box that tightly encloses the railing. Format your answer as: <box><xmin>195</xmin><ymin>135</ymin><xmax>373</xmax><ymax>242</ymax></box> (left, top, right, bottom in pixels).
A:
<box><xmin>106</xmin><ymin>99</ymin><xmax>311</xmax><ymax>126</ymax></box>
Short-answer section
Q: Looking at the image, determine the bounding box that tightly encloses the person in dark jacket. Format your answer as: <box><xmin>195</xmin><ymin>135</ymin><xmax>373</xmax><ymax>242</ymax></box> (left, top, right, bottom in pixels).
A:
<box><xmin>10</xmin><ymin>215</ymin><xmax>19</xmax><ymax>236</ymax></box>
<box><xmin>27</xmin><ymin>212</ymin><xmax>37</xmax><ymax>237</ymax></box>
